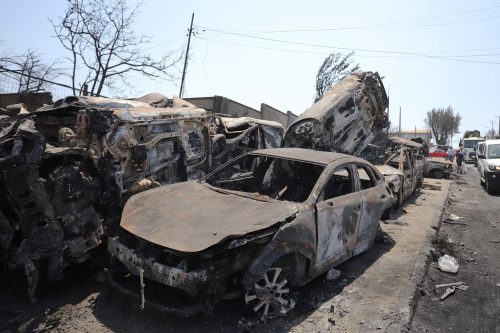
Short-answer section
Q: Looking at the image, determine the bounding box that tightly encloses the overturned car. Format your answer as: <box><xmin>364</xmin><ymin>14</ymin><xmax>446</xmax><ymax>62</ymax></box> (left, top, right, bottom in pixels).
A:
<box><xmin>283</xmin><ymin>71</ymin><xmax>389</xmax><ymax>156</ymax></box>
<box><xmin>107</xmin><ymin>148</ymin><xmax>394</xmax><ymax>318</ymax></box>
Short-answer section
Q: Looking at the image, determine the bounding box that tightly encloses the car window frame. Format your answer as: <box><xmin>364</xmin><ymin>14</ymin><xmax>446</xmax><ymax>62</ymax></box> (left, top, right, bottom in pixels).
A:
<box><xmin>315</xmin><ymin>162</ymin><xmax>358</xmax><ymax>203</ymax></box>
<box><xmin>354</xmin><ymin>162</ymin><xmax>380</xmax><ymax>191</ymax></box>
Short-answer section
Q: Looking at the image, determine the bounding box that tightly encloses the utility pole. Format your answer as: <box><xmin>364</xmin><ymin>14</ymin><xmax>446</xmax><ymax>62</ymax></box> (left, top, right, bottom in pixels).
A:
<box><xmin>179</xmin><ymin>13</ymin><xmax>194</xmax><ymax>98</ymax></box>
<box><xmin>398</xmin><ymin>106</ymin><xmax>401</xmax><ymax>136</ymax></box>
<box><xmin>496</xmin><ymin>116</ymin><xmax>500</xmax><ymax>135</ymax></box>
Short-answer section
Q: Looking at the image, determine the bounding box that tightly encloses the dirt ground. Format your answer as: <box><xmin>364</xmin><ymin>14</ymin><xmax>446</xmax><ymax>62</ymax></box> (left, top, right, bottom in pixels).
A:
<box><xmin>0</xmin><ymin>179</ymin><xmax>450</xmax><ymax>333</ymax></box>
<box><xmin>410</xmin><ymin>166</ymin><xmax>500</xmax><ymax>332</ymax></box>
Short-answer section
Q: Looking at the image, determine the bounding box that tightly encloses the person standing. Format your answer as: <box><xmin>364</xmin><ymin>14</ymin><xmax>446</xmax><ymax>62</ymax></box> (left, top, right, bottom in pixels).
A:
<box><xmin>456</xmin><ymin>148</ymin><xmax>464</xmax><ymax>174</ymax></box>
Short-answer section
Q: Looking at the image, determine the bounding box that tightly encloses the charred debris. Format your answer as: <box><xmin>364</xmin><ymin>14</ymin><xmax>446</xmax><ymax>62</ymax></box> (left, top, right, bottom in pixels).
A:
<box><xmin>0</xmin><ymin>95</ymin><xmax>283</xmax><ymax>300</ymax></box>
<box><xmin>1</xmin><ymin>71</ymin><xmax>427</xmax><ymax>306</ymax></box>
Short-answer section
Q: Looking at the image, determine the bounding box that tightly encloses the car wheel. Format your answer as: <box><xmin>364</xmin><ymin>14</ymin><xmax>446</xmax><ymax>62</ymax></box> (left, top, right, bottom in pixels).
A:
<box><xmin>245</xmin><ymin>267</ymin><xmax>295</xmax><ymax>319</ymax></box>
<box><xmin>431</xmin><ymin>169</ymin><xmax>444</xmax><ymax>179</ymax></box>
<box><xmin>485</xmin><ymin>178</ymin><xmax>493</xmax><ymax>194</ymax></box>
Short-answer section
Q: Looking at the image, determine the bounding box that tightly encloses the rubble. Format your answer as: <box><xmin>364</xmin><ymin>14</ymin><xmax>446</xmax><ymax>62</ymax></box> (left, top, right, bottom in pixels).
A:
<box><xmin>326</xmin><ymin>268</ymin><xmax>342</xmax><ymax>281</ymax></box>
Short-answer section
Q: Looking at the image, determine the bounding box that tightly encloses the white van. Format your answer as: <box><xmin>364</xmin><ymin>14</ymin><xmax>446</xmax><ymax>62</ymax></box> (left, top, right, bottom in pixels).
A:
<box><xmin>477</xmin><ymin>139</ymin><xmax>500</xmax><ymax>193</ymax></box>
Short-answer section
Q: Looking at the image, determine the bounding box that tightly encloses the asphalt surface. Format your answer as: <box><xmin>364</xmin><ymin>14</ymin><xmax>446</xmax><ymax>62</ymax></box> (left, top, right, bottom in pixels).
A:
<box><xmin>410</xmin><ymin>166</ymin><xmax>500</xmax><ymax>333</ymax></box>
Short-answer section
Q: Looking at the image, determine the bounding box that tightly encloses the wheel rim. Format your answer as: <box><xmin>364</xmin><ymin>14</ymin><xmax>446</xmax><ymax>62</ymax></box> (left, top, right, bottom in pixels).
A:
<box><xmin>245</xmin><ymin>267</ymin><xmax>294</xmax><ymax>319</ymax></box>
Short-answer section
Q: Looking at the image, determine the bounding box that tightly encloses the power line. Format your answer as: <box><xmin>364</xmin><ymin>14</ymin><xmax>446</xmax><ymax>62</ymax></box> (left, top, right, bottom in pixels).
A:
<box><xmin>194</xmin><ymin>30</ymin><xmax>500</xmax><ymax>65</ymax></box>
<box><xmin>195</xmin><ymin>36</ymin><xmax>500</xmax><ymax>60</ymax></box>
<box><xmin>197</xmin><ymin>4</ymin><xmax>500</xmax><ymax>34</ymax></box>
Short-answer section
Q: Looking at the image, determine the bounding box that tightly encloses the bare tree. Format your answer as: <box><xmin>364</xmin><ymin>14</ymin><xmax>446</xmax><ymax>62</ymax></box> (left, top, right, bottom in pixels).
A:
<box><xmin>424</xmin><ymin>106</ymin><xmax>462</xmax><ymax>145</ymax></box>
<box><xmin>315</xmin><ymin>52</ymin><xmax>360</xmax><ymax>101</ymax></box>
<box><xmin>0</xmin><ymin>50</ymin><xmax>62</xmax><ymax>93</ymax></box>
<box><xmin>50</xmin><ymin>0</ymin><xmax>182</xmax><ymax>96</ymax></box>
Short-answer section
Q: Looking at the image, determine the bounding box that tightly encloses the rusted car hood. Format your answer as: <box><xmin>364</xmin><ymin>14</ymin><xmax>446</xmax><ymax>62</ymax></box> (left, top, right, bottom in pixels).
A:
<box><xmin>120</xmin><ymin>182</ymin><xmax>300</xmax><ymax>253</ymax></box>
<box><xmin>375</xmin><ymin>164</ymin><xmax>403</xmax><ymax>176</ymax></box>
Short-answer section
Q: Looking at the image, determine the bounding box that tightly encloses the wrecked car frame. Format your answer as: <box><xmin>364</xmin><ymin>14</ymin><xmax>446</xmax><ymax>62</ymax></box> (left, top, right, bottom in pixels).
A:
<box><xmin>283</xmin><ymin>71</ymin><xmax>389</xmax><ymax>156</ymax></box>
<box><xmin>0</xmin><ymin>96</ymin><xmax>209</xmax><ymax>300</ymax></box>
<box><xmin>107</xmin><ymin>147</ymin><xmax>394</xmax><ymax>318</ymax></box>
<box><xmin>375</xmin><ymin>137</ymin><xmax>423</xmax><ymax>207</ymax></box>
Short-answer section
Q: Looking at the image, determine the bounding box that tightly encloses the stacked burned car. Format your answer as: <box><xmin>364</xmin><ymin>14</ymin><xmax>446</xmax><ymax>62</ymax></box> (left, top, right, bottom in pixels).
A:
<box><xmin>107</xmin><ymin>148</ymin><xmax>394</xmax><ymax>318</ymax></box>
<box><xmin>0</xmin><ymin>94</ymin><xmax>288</xmax><ymax>300</ymax></box>
<box><xmin>0</xmin><ymin>96</ymin><xmax>209</xmax><ymax>299</ymax></box>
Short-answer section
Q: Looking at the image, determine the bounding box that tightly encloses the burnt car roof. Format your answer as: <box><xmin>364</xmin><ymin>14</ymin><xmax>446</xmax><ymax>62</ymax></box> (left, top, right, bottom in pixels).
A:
<box><xmin>249</xmin><ymin>147</ymin><xmax>367</xmax><ymax>166</ymax></box>
<box><xmin>390</xmin><ymin>136</ymin><xmax>423</xmax><ymax>148</ymax></box>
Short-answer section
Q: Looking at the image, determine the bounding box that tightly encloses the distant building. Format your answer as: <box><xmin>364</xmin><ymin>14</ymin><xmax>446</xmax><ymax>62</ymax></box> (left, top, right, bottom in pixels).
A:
<box><xmin>389</xmin><ymin>129</ymin><xmax>432</xmax><ymax>145</ymax></box>
<box><xmin>184</xmin><ymin>95</ymin><xmax>298</xmax><ymax>129</ymax></box>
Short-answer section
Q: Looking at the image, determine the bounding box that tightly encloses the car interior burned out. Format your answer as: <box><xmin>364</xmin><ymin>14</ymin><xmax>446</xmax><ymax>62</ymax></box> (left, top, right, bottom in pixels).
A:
<box><xmin>205</xmin><ymin>154</ymin><xmax>325</xmax><ymax>203</ymax></box>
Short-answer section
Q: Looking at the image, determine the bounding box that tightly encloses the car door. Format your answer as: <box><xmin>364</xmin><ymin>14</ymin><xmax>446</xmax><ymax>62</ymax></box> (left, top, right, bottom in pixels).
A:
<box><xmin>401</xmin><ymin>149</ymin><xmax>416</xmax><ymax>198</ymax></box>
<box><xmin>354</xmin><ymin>163</ymin><xmax>389</xmax><ymax>256</ymax></box>
<box><xmin>315</xmin><ymin>164</ymin><xmax>362</xmax><ymax>266</ymax></box>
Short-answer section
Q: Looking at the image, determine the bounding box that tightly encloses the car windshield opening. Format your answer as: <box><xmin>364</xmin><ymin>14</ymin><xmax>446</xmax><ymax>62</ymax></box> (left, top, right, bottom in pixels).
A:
<box><xmin>487</xmin><ymin>144</ymin><xmax>500</xmax><ymax>159</ymax></box>
<box><xmin>205</xmin><ymin>154</ymin><xmax>325</xmax><ymax>202</ymax></box>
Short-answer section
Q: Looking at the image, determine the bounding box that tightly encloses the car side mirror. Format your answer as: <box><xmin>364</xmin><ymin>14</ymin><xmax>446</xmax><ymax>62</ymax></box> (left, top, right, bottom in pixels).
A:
<box><xmin>478</xmin><ymin>154</ymin><xmax>485</xmax><ymax>159</ymax></box>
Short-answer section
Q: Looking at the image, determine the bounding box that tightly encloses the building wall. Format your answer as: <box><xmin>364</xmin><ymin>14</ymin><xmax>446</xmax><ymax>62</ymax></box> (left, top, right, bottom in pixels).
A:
<box><xmin>0</xmin><ymin>92</ymin><xmax>53</xmax><ymax>111</ymax></box>
<box><xmin>185</xmin><ymin>95</ymin><xmax>298</xmax><ymax>128</ymax></box>
<box><xmin>261</xmin><ymin>103</ymin><xmax>288</xmax><ymax>127</ymax></box>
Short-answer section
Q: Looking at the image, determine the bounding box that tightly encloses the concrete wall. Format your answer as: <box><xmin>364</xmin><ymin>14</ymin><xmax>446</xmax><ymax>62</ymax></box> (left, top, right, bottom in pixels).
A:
<box><xmin>0</xmin><ymin>92</ymin><xmax>52</xmax><ymax>111</ymax></box>
<box><xmin>184</xmin><ymin>95</ymin><xmax>298</xmax><ymax>128</ymax></box>
<box><xmin>261</xmin><ymin>103</ymin><xmax>288</xmax><ymax>127</ymax></box>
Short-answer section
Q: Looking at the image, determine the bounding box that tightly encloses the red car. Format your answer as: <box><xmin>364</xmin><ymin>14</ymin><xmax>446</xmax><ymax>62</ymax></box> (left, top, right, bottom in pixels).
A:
<box><xmin>429</xmin><ymin>148</ymin><xmax>448</xmax><ymax>158</ymax></box>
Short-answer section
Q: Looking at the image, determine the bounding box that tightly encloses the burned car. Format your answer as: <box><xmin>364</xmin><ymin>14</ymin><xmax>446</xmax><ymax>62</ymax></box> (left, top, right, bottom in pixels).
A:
<box><xmin>0</xmin><ymin>96</ymin><xmax>209</xmax><ymax>299</ymax></box>
<box><xmin>283</xmin><ymin>72</ymin><xmax>389</xmax><ymax>156</ymax></box>
<box><xmin>107</xmin><ymin>148</ymin><xmax>394</xmax><ymax>318</ymax></box>
<box><xmin>210</xmin><ymin>116</ymin><xmax>284</xmax><ymax>169</ymax></box>
<box><xmin>375</xmin><ymin>137</ymin><xmax>423</xmax><ymax>207</ymax></box>
<box><xmin>424</xmin><ymin>157</ymin><xmax>452</xmax><ymax>179</ymax></box>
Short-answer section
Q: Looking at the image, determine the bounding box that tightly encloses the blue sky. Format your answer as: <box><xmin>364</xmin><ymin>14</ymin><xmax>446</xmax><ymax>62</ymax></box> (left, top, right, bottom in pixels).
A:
<box><xmin>2</xmin><ymin>0</ymin><xmax>500</xmax><ymax>145</ymax></box>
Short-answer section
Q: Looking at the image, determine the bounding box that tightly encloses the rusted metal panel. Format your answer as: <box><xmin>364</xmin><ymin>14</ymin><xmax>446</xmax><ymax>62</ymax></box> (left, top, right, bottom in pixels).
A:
<box><xmin>390</xmin><ymin>136</ymin><xmax>423</xmax><ymax>148</ymax></box>
<box><xmin>121</xmin><ymin>181</ymin><xmax>299</xmax><ymax>253</ymax></box>
<box><xmin>108</xmin><ymin>237</ymin><xmax>207</xmax><ymax>294</ymax></box>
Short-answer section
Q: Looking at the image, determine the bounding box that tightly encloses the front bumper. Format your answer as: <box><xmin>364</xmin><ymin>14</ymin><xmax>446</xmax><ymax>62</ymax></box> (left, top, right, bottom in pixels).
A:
<box><xmin>486</xmin><ymin>171</ymin><xmax>500</xmax><ymax>188</ymax></box>
<box><xmin>100</xmin><ymin>268</ymin><xmax>210</xmax><ymax>317</ymax></box>
<box><xmin>107</xmin><ymin>237</ymin><xmax>208</xmax><ymax>296</ymax></box>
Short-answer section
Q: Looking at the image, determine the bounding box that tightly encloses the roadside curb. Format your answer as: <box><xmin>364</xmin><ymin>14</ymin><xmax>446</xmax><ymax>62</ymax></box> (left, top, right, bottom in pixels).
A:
<box><xmin>391</xmin><ymin>180</ymin><xmax>451</xmax><ymax>333</ymax></box>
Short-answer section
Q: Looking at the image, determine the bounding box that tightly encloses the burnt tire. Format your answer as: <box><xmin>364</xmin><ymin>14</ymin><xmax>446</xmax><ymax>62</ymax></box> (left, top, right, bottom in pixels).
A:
<box><xmin>485</xmin><ymin>178</ymin><xmax>494</xmax><ymax>194</ymax></box>
<box><xmin>244</xmin><ymin>267</ymin><xmax>295</xmax><ymax>320</ymax></box>
<box><xmin>430</xmin><ymin>169</ymin><xmax>444</xmax><ymax>179</ymax></box>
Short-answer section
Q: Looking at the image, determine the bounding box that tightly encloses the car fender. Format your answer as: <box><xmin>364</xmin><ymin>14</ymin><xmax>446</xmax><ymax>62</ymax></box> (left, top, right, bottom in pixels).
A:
<box><xmin>242</xmin><ymin>209</ymin><xmax>316</xmax><ymax>289</ymax></box>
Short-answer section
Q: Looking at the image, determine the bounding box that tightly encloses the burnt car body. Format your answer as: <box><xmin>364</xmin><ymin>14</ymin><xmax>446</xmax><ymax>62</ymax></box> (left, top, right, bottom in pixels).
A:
<box><xmin>107</xmin><ymin>148</ymin><xmax>394</xmax><ymax>318</ymax></box>
<box><xmin>0</xmin><ymin>96</ymin><xmax>209</xmax><ymax>299</ymax></box>
<box><xmin>424</xmin><ymin>157</ymin><xmax>452</xmax><ymax>179</ymax></box>
<box><xmin>283</xmin><ymin>72</ymin><xmax>389</xmax><ymax>156</ymax></box>
<box><xmin>210</xmin><ymin>116</ymin><xmax>284</xmax><ymax>169</ymax></box>
<box><xmin>375</xmin><ymin>137</ymin><xmax>423</xmax><ymax>207</ymax></box>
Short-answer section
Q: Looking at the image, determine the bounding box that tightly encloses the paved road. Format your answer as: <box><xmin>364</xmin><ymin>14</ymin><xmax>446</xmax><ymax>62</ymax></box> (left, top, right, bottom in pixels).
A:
<box><xmin>410</xmin><ymin>166</ymin><xmax>500</xmax><ymax>332</ymax></box>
